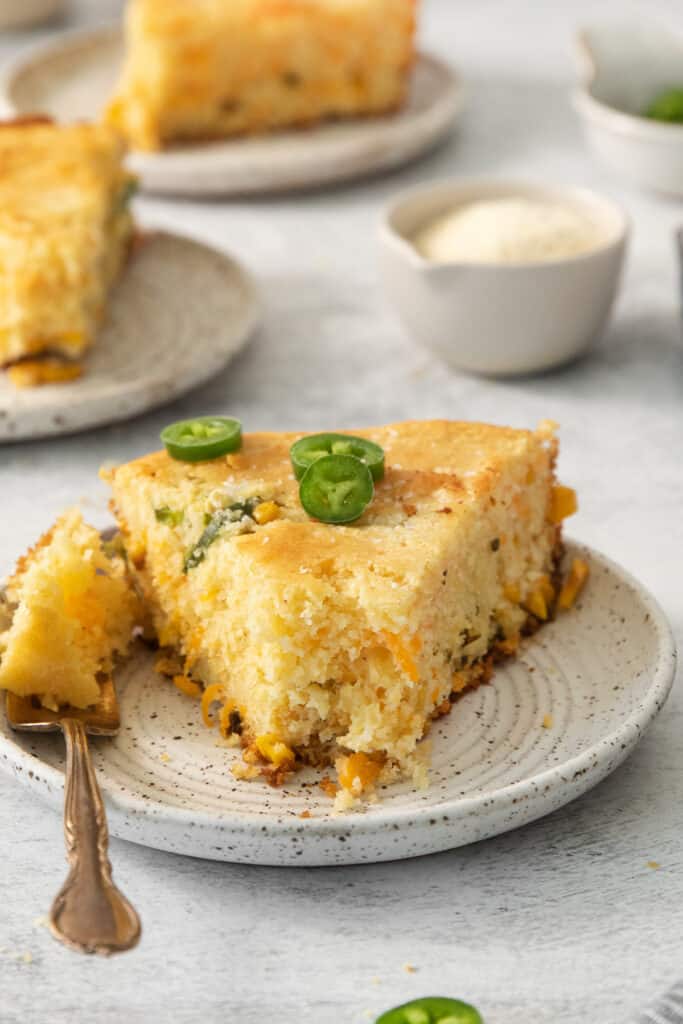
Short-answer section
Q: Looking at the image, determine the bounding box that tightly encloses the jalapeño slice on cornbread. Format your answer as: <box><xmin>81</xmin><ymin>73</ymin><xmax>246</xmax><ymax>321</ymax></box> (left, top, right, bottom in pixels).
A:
<box><xmin>0</xmin><ymin>120</ymin><xmax>135</xmax><ymax>375</ymax></box>
<box><xmin>103</xmin><ymin>420</ymin><xmax>580</xmax><ymax>800</ymax></box>
<box><xmin>105</xmin><ymin>0</ymin><xmax>417</xmax><ymax>151</ymax></box>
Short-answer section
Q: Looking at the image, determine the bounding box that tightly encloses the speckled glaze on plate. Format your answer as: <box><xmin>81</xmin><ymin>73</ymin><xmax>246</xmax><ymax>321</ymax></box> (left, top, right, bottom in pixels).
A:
<box><xmin>0</xmin><ymin>25</ymin><xmax>463</xmax><ymax>196</ymax></box>
<box><xmin>0</xmin><ymin>542</ymin><xmax>675</xmax><ymax>866</ymax></box>
<box><xmin>0</xmin><ymin>231</ymin><xmax>259</xmax><ymax>442</ymax></box>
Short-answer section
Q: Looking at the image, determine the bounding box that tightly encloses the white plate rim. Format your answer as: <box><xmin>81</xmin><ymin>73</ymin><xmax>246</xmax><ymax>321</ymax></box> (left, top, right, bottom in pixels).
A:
<box><xmin>0</xmin><ymin>230</ymin><xmax>261</xmax><ymax>443</ymax></box>
<box><xmin>0</xmin><ymin>540</ymin><xmax>676</xmax><ymax>864</ymax></box>
<box><xmin>0</xmin><ymin>24</ymin><xmax>465</xmax><ymax>196</ymax></box>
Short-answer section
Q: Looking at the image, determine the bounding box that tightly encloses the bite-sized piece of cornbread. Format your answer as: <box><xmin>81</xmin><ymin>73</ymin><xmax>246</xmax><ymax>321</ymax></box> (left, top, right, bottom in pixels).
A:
<box><xmin>104</xmin><ymin>420</ymin><xmax>577</xmax><ymax>793</ymax></box>
<box><xmin>105</xmin><ymin>0</ymin><xmax>417</xmax><ymax>151</ymax></box>
<box><xmin>0</xmin><ymin>119</ymin><xmax>135</xmax><ymax>372</ymax></box>
<box><xmin>0</xmin><ymin>510</ymin><xmax>141</xmax><ymax>710</ymax></box>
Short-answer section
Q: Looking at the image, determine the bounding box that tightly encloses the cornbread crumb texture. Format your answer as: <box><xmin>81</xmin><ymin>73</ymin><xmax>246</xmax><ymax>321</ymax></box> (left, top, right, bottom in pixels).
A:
<box><xmin>0</xmin><ymin>120</ymin><xmax>134</xmax><ymax>370</ymax></box>
<box><xmin>106</xmin><ymin>419</ymin><xmax>574</xmax><ymax>788</ymax></box>
<box><xmin>0</xmin><ymin>509</ymin><xmax>139</xmax><ymax>709</ymax></box>
<box><xmin>106</xmin><ymin>0</ymin><xmax>417</xmax><ymax>150</ymax></box>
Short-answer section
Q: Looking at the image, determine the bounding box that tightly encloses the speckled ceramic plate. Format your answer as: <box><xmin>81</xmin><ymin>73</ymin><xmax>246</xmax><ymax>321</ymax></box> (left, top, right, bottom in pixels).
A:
<box><xmin>0</xmin><ymin>231</ymin><xmax>259</xmax><ymax>442</ymax></box>
<box><xmin>0</xmin><ymin>542</ymin><xmax>675</xmax><ymax>866</ymax></box>
<box><xmin>0</xmin><ymin>25</ymin><xmax>463</xmax><ymax>196</ymax></box>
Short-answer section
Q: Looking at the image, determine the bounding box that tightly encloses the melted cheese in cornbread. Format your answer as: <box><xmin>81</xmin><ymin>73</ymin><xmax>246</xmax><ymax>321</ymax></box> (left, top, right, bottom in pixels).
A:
<box><xmin>0</xmin><ymin>510</ymin><xmax>140</xmax><ymax>709</ymax></box>
<box><xmin>106</xmin><ymin>0</ymin><xmax>417</xmax><ymax>151</ymax></box>
<box><xmin>104</xmin><ymin>420</ymin><xmax>566</xmax><ymax>778</ymax></box>
<box><xmin>0</xmin><ymin>121</ymin><xmax>134</xmax><ymax>368</ymax></box>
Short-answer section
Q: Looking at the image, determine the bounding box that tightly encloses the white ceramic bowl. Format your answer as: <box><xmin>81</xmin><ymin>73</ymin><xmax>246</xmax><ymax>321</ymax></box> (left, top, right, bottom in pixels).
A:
<box><xmin>0</xmin><ymin>0</ymin><xmax>65</xmax><ymax>29</ymax></box>
<box><xmin>574</xmin><ymin>23</ymin><xmax>683</xmax><ymax>196</ymax></box>
<box><xmin>378</xmin><ymin>179</ymin><xmax>628</xmax><ymax>377</ymax></box>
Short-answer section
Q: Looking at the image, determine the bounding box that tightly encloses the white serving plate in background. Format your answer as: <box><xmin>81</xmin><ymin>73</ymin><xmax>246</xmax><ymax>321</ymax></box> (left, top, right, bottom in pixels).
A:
<box><xmin>0</xmin><ymin>232</ymin><xmax>259</xmax><ymax>441</ymax></box>
<box><xmin>0</xmin><ymin>0</ymin><xmax>65</xmax><ymax>30</ymax></box>
<box><xmin>0</xmin><ymin>543</ymin><xmax>675</xmax><ymax>866</ymax></box>
<box><xmin>0</xmin><ymin>25</ymin><xmax>464</xmax><ymax>196</ymax></box>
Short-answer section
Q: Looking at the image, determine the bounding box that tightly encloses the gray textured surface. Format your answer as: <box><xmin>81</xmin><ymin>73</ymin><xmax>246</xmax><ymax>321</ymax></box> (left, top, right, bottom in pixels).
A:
<box><xmin>0</xmin><ymin>0</ymin><xmax>682</xmax><ymax>1021</ymax></box>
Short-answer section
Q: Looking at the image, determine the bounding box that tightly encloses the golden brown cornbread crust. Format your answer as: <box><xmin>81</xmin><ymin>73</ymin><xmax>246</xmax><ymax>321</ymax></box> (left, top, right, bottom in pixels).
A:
<box><xmin>103</xmin><ymin>419</ymin><xmax>568</xmax><ymax>797</ymax></box>
<box><xmin>106</xmin><ymin>0</ymin><xmax>418</xmax><ymax>150</ymax></box>
<box><xmin>0</xmin><ymin>119</ymin><xmax>135</xmax><ymax>370</ymax></box>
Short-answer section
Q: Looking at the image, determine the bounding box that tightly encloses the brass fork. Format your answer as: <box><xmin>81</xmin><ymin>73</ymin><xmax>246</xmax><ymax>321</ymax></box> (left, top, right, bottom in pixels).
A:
<box><xmin>6</xmin><ymin>678</ymin><xmax>141</xmax><ymax>955</ymax></box>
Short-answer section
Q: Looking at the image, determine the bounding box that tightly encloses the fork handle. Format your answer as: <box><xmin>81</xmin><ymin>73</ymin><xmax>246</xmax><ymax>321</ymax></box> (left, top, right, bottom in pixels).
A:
<box><xmin>49</xmin><ymin>717</ymin><xmax>141</xmax><ymax>956</ymax></box>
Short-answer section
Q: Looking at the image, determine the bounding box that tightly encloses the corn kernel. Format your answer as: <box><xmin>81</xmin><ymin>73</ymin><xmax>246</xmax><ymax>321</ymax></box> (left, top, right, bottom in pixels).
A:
<box><xmin>503</xmin><ymin>582</ymin><xmax>521</xmax><ymax>604</ymax></box>
<box><xmin>538</xmin><ymin>574</ymin><xmax>555</xmax><ymax>604</ymax></box>
<box><xmin>524</xmin><ymin>589</ymin><xmax>548</xmax><ymax>621</ymax></box>
<box><xmin>557</xmin><ymin>558</ymin><xmax>590</xmax><ymax>610</ymax></box>
<box><xmin>253</xmin><ymin>500</ymin><xmax>280</xmax><ymax>525</ymax></box>
<box><xmin>255</xmin><ymin>733</ymin><xmax>295</xmax><ymax>767</ymax></box>
<box><xmin>550</xmin><ymin>485</ymin><xmax>578</xmax><ymax>524</ymax></box>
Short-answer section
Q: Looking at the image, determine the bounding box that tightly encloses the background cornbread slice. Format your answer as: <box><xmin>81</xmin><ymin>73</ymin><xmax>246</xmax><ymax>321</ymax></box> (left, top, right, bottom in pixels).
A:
<box><xmin>0</xmin><ymin>510</ymin><xmax>140</xmax><ymax>709</ymax></box>
<box><xmin>105</xmin><ymin>0</ymin><xmax>417</xmax><ymax>151</ymax></box>
<box><xmin>0</xmin><ymin>120</ymin><xmax>135</xmax><ymax>368</ymax></box>
<box><xmin>104</xmin><ymin>420</ymin><xmax>572</xmax><ymax>787</ymax></box>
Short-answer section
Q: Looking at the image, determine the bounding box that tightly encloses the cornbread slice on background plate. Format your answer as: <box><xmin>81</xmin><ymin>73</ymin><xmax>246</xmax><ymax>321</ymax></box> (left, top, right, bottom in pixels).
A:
<box><xmin>106</xmin><ymin>0</ymin><xmax>418</xmax><ymax>151</ymax></box>
<box><xmin>0</xmin><ymin>510</ymin><xmax>141</xmax><ymax>710</ymax></box>
<box><xmin>0</xmin><ymin>24</ymin><xmax>462</xmax><ymax>196</ymax></box>
<box><xmin>0</xmin><ymin>231</ymin><xmax>259</xmax><ymax>441</ymax></box>
<box><xmin>104</xmin><ymin>419</ymin><xmax>578</xmax><ymax>807</ymax></box>
<box><xmin>0</xmin><ymin>119</ymin><xmax>135</xmax><ymax>376</ymax></box>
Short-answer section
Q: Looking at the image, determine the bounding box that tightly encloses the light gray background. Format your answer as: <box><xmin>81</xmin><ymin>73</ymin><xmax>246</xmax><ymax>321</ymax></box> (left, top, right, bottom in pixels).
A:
<box><xmin>0</xmin><ymin>1</ymin><xmax>682</xmax><ymax>1021</ymax></box>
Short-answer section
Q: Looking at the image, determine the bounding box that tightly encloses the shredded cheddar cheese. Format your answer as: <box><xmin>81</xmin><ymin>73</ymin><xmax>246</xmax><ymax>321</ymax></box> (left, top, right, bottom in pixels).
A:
<box><xmin>172</xmin><ymin>674</ymin><xmax>202</xmax><ymax>699</ymax></box>
<box><xmin>201</xmin><ymin>683</ymin><xmax>226</xmax><ymax>728</ymax></box>
<box><xmin>381</xmin><ymin>631</ymin><xmax>420</xmax><ymax>683</ymax></box>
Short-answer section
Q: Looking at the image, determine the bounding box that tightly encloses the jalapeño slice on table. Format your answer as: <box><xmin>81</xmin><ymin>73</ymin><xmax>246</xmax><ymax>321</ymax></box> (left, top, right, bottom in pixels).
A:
<box><xmin>161</xmin><ymin>416</ymin><xmax>242</xmax><ymax>462</ymax></box>
<box><xmin>376</xmin><ymin>997</ymin><xmax>484</xmax><ymax>1024</ymax></box>
<box><xmin>290</xmin><ymin>432</ymin><xmax>385</xmax><ymax>482</ymax></box>
<box><xmin>299</xmin><ymin>453</ymin><xmax>374</xmax><ymax>524</ymax></box>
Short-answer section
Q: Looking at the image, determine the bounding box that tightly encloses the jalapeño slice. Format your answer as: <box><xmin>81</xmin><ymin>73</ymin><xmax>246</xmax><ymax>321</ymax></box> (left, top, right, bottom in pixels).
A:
<box><xmin>161</xmin><ymin>417</ymin><xmax>242</xmax><ymax>463</ymax></box>
<box><xmin>376</xmin><ymin>997</ymin><xmax>484</xmax><ymax>1024</ymax></box>
<box><xmin>299</xmin><ymin>454</ymin><xmax>373</xmax><ymax>524</ymax></box>
<box><xmin>290</xmin><ymin>433</ymin><xmax>385</xmax><ymax>482</ymax></box>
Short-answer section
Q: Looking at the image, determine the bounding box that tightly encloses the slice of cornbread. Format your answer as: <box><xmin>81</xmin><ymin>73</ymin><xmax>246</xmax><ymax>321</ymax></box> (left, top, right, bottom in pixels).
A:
<box><xmin>105</xmin><ymin>0</ymin><xmax>417</xmax><ymax>151</ymax></box>
<box><xmin>0</xmin><ymin>119</ymin><xmax>135</xmax><ymax>371</ymax></box>
<box><xmin>0</xmin><ymin>510</ymin><xmax>140</xmax><ymax>709</ymax></box>
<box><xmin>104</xmin><ymin>420</ymin><xmax>576</xmax><ymax>791</ymax></box>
